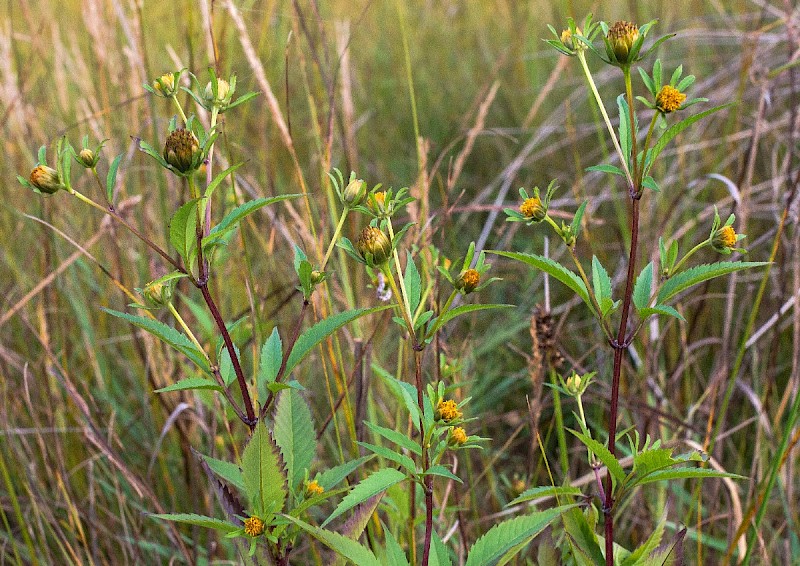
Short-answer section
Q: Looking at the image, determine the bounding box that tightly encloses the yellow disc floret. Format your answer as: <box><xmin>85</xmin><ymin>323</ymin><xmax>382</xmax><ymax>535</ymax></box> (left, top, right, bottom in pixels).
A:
<box><xmin>520</xmin><ymin>197</ymin><xmax>546</xmax><ymax>222</ymax></box>
<box><xmin>456</xmin><ymin>269</ymin><xmax>480</xmax><ymax>294</ymax></box>
<box><xmin>656</xmin><ymin>85</ymin><xmax>686</xmax><ymax>114</ymax></box>
<box><xmin>244</xmin><ymin>516</ymin><xmax>265</xmax><ymax>537</ymax></box>
<box><xmin>450</xmin><ymin>427</ymin><xmax>468</xmax><ymax>445</ymax></box>
<box><xmin>306</xmin><ymin>480</ymin><xmax>324</xmax><ymax>497</ymax></box>
<box><xmin>436</xmin><ymin>399</ymin><xmax>462</xmax><ymax>422</ymax></box>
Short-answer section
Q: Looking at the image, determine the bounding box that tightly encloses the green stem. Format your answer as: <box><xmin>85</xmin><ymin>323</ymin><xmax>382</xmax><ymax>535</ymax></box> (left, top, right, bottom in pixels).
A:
<box><xmin>386</xmin><ymin>220</ymin><xmax>414</xmax><ymax>333</ymax></box>
<box><xmin>577</xmin><ymin>51</ymin><xmax>633</xmax><ymax>185</ymax></box>
<box><xmin>425</xmin><ymin>290</ymin><xmax>458</xmax><ymax>341</ymax></box>
<box><xmin>171</xmin><ymin>95</ymin><xmax>188</xmax><ymax>125</ymax></box>
<box><xmin>623</xmin><ymin>66</ymin><xmax>639</xmax><ymax>187</ymax></box>
<box><xmin>382</xmin><ymin>265</ymin><xmax>415</xmax><ymax>337</ymax></box>
<box><xmin>671</xmin><ymin>240</ymin><xmax>710</xmax><ymax>275</ymax></box>
<box><xmin>321</xmin><ymin>209</ymin><xmax>348</xmax><ymax>271</ymax></box>
<box><xmin>168</xmin><ymin>302</ymin><xmax>205</xmax><ymax>355</ymax></box>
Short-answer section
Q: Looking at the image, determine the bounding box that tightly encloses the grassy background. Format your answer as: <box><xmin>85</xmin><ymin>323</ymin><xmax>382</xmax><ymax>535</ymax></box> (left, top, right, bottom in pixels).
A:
<box><xmin>1</xmin><ymin>0</ymin><xmax>799</xmax><ymax>564</ymax></box>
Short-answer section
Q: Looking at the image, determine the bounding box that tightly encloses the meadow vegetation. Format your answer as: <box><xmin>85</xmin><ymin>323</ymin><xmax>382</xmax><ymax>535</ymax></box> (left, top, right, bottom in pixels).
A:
<box><xmin>2</xmin><ymin>0</ymin><xmax>800</xmax><ymax>564</ymax></box>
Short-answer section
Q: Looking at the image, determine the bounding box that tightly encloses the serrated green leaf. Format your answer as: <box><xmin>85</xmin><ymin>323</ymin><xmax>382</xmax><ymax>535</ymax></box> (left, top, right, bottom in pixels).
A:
<box><xmin>633</xmin><ymin>261</ymin><xmax>654</xmax><ymax>311</ymax></box>
<box><xmin>488</xmin><ymin>251</ymin><xmax>590</xmax><ymax>307</ymax></box>
<box><xmin>106</xmin><ymin>154</ymin><xmax>122</xmax><ymax>204</ymax></box>
<box><xmin>639</xmin><ymin>528</ymin><xmax>686</xmax><ymax>566</ymax></box>
<box><xmin>647</xmin><ymin>104</ymin><xmax>733</xmax><ymax>173</ymax></box>
<box><xmin>169</xmin><ymin>199</ymin><xmax>199</xmax><ymax>265</ymax></box>
<box><xmin>322</xmin><ymin>468</ymin><xmax>406</xmax><ymax>528</ymax></box>
<box><xmin>569</xmin><ymin>430</ymin><xmax>625</xmax><ymax>491</ymax></box>
<box><xmin>658</xmin><ymin>262</ymin><xmax>768</xmax><ymax>304</ymax></box>
<box><xmin>620</xmin><ymin>515</ymin><xmax>668</xmax><ymax>566</ymax></box>
<box><xmin>149</xmin><ymin>513</ymin><xmax>238</xmax><ymax>533</ymax></box>
<box><xmin>355</xmin><ymin>442</ymin><xmax>417</xmax><ymax>474</ymax></box>
<box><xmin>405</xmin><ymin>251</ymin><xmax>421</xmax><ymax>317</ymax></box>
<box><xmin>424</xmin><ymin>465</ymin><xmax>462</xmax><ymax>483</ymax></box>
<box><xmin>101</xmin><ymin>308</ymin><xmax>208</xmax><ymax>372</ymax></box>
<box><xmin>241</xmin><ymin>421</ymin><xmax>287</xmax><ymax>517</ymax></box>
<box><xmin>257</xmin><ymin>327</ymin><xmax>282</xmax><ymax>401</ymax></box>
<box><xmin>638</xmin><ymin>305</ymin><xmax>685</xmax><ymax>321</ymax></box>
<box><xmin>571</xmin><ymin>200</ymin><xmax>588</xmax><ymax>242</ymax></box>
<box><xmin>591</xmin><ymin>256</ymin><xmax>612</xmax><ymax>308</ymax></box>
<box><xmin>382</xmin><ymin>525</ymin><xmax>411</xmax><ymax>566</ymax></box>
<box><xmin>285</xmin><ymin>305</ymin><xmax>392</xmax><ymax>377</ymax></box>
<box><xmin>429</xmin><ymin>529</ymin><xmax>453</xmax><ymax>566</ymax></box>
<box><xmin>218</xmin><ymin>343</ymin><xmax>240</xmax><ymax>386</ymax></box>
<box><xmin>283</xmin><ymin>515</ymin><xmax>381</xmax><ymax>566</ymax></box>
<box><xmin>434</xmin><ymin>303</ymin><xmax>514</xmax><ymax>331</ymax></box>
<box><xmin>208</xmin><ymin>195</ymin><xmax>301</xmax><ymax>239</ymax></box>
<box><xmin>203</xmin><ymin>163</ymin><xmax>243</xmax><ymax>201</ymax></box>
<box><xmin>155</xmin><ymin>377</ymin><xmax>222</xmax><ymax>393</ymax></box>
<box><xmin>586</xmin><ymin>164</ymin><xmax>626</xmax><ymax>177</ymax></box>
<box><xmin>198</xmin><ymin>453</ymin><xmax>245</xmax><ymax>492</ymax></box>
<box><xmin>464</xmin><ymin>505</ymin><xmax>573</xmax><ymax>566</ymax></box>
<box><xmin>364</xmin><ymin>421</ymin><xmax>421</xmax><ymax>455</ymax></box>
<box><xmin>628</xmin><ymin>467</ymin><xmax>741</xmax><ymax>489</ymax></box>
<box><xmin>507</xmin><ymin>485</ymin><xmax>582</xmax><ymax>507</ymax></box>
<box><xmin>316</xmin><ymin>455</ymin><xmax>373</xmax><ymax>491</ymax></box>
<box><xmin>618</xmin><ymin>94</ymin><xmax>632</xmax><ymax>165</ymax></box>
<box><xmin>274</xmin><ymin>390</ymin><xmax>316</xmax><ymax>491</ymax></box>
<box><xmin>562</xmin><ymin>507</ymin><xmax>605</xmax><ymax>566</ymax></box>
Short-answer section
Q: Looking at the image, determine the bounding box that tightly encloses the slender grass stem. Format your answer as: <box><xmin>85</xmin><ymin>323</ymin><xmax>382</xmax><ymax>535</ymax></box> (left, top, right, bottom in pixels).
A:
<box><xmin>321</xmin><ymin>209</ymin><xmax>348</xmax><ymax>271</ymax></box>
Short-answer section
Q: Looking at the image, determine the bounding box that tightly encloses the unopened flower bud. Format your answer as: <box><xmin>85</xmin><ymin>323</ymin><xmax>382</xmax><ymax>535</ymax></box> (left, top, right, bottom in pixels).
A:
<box><xmin>655</xmin><ymin>85</ymin><xmax>686</xmax><ymax>114</ymax></box>
<box><xmin>342</xmin><ymin>178</ymin><xmax>366</xmax><ymax>207</ymax></box>
<box><xmin>310</xmin><ymin>270</ymin><xmax>325</xmax><ymax>284</ymax></box>
<box><xmin>435</xmin><ymin>399</ymin><xmax>462</xmax><ymax>422</ymax></box>
<box><xmin>141</xmin><ymin>279</ymin><xmax>172</xmax><ymax>309</ymax></box>
<box><xmin>607</xmin><ymin>21</ymin><xmax>639</xmax><ymax>64</ymax></box>
<box><xmin>163</xmin><ymin>128</ymin><xmax>201</xmax><ymax>174</ymax></box>
<box><xmin>205</xmin><ymin>79</ymin><xmax>230</xmax><ymax>106</ymax></box>
<box><xmin>29</xmin><ymin>165</ymin><xmax>65</xmax><ymax>195</ymax></box>
<box><xmin>370</xmin><ymin>191</ymin><xmax>387</xmax><ymax>214</ymax></box>
<box><xmin>356</xmin><ymin>226</ymin><xmax>392</xmax><ymax>266</ymax></box>
<box><xmin>75</xmin><ymin>148</ymin><xmax>96</xmax><ymax>169</ymax></box>
<box><xmin>153</xmin><ymin>73</ymin><xmax>177</xmax><ymax>97</ymax></box>
<box><xmin>565</xmin><ymin>374</ymin><xmax>582</xmax><ymax>395</ymax></box>
<box><xmin>455</xmin><ymin>269</ymin><xmax>480</xmax><ymax>294</ymax></box>
<box><xmin>560</xmin><ymin>27</ymin><xmax>582</xmax><ymax>51</ymax></box>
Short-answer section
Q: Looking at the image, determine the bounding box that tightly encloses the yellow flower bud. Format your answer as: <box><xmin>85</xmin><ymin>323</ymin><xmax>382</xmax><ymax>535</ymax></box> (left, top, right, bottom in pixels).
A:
<box><xmin>163</xmin><ymin>128</ymin><xmax>201</xmax><ymax>174</ymax></box>
<box><xmin>205</xmin><ymin>79</ymin><xmax>231</xmax><ymax>106</ymax></box>
<box><xmin>141</xmin><ymin>279</ymin><xmax>172</xmax><ymax>309</ymax></box>
<box><xmin>655</xmin><ymin>85</ymin><xmax>687</xmax><ymax>114</ymax></box>
<box><xmin>520</xmin><ymin>197</ymin><xmax>547</xmax><ymax>222</ymax></box>
<box><xmin>449</xmin><ymin>426</ymin><xmax>468</xmax><ymax>446</ymax></box>
<box><xmin>435</xmin><ymin>399</ymin><xmax>462</xmax><ymax>422</ymax></box>
<box><xmin>342</xmin><ymin>178</ymin><xmax>366</xmax><ymax>207</ymax></box>
<box><xmin>306</xmin><ymin>480</ymin><xmax>324</xmax><ymax>497</ymax></box>
<box><xmin>607</xmin><ymin>21</ymin><xmax>639</xmax><ymax>64</ymax></box>
<box><xmin>243</xmin><ymin>516</ymin><xmax>265</xmax><ymax>537</ymax></box>
<box><xmin>712</xmin><ymin>225</ymin><xmax>738</xmax><ymax>253</ymax></box>
<box><xmin>455</xmin><ymin>269</ymin><xmax>480</xmax><ymax>294</ymax></box>
<box><xmin>29</xmin><ymin>165</ymin><xmax>65</xmax><ymax>195</ymax></box>
<box><xmin>152</xmin><ymin>73</ymin><xmax>177</xmax><ymax>97</ymax></box>
<box><xmin>356</xmin><ymin>226</ymin><xmax>392</xmax><ymax>266</ymax></box>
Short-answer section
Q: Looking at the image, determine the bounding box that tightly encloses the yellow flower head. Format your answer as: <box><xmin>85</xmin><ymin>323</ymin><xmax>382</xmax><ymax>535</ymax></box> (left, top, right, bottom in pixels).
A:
<box><xmin>29</xmin><ymin>165</ymin><xmax>65</xmax><ymax>195</ymax></box>
<box><xmin>436</xmin><ymin>399</ymin><xmax>462</xmax><ymax>422</ymax></box>
<box><xmin>306</xmin><ymin>480</ymin><xmax>324</xmax><ymax>497</ymax></box>
<box><xmin>449</xmin><ymin>427</ymin><xmax>468</xmax><ymax>445</ymax></box>
<box><xmin>712</xmin><ymin>225</ymin><xmax>738</xmax><ymax>253</ymax></box>
<box><xmin>456</xmin><ymin>269</ymin><xmax>480</xmax><ymax>294</ymax></box>
<box><xmin>520</xmin><ymin>196</ymin><xmax>546</xmax><ymax>222</ymax></box>
<box><xmin>356</xmin><ymin>226</ymin><xmax>392</xmax><ymax>266</ymax></box>
<box><xmin>656</xmin><ymin>85</ymin><xmax>686</xmax><ymax>113</ymax></box>
<box><xmin>243</xmin><ymin>516</ymin><xmax>265</xmax><ymax>537</ymax></box>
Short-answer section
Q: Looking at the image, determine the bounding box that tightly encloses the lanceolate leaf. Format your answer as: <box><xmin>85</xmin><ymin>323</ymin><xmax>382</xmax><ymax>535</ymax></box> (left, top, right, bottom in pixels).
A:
<box><xmin>257</xmin><ymin>327</ymin><xmax>282</xmax><ymax>400</ymax></box>
<box><xmin>198</xmin><ymin>453</ymin><xmax>245</xmax><ymax>492</ymax></box>
<box><xmin>591</xmin><ymin>256</ymin><xmax>612</xmax><ymax>308</ymax></box>
<box><xmin>464</xmin><ymin>505</ymin><xmax>574</xmax><ymax>566</ymax></box>
<box><xmin>364</xmin><ymin>420</ymin><xmax>422</xmax><ymax>456</ymax></box>
<box><xmin>434</xmin><ymin>303</ymin><xmax>514</xmax><ymax>330</ymax></box>
<box><xmin>322</xmin><ymin>468</ymin><xmax>406</xmax><ymax>527</ymax></box>
<box><xmin>101</xmin><ymin>308</ymin><xmax>208</xmax><ymax>372</ymax></box>
<box><xmin>169</xmin><ymin>199</ymin><xmax>199</xmax><ymax>265</ymax></box>
<box><xmin>561</xmin><ymin>507</ymin><xmax>605</xmax><ymax>566</ymax></box>
<box><xmin>273</xmin><ymin>389</ymin><xmax>316</xmax><ymax>491</ymax></box>
<box><xmin>627</xmin><ymin>467</ymin><xmax>741</xmax><ymax>490</ymax></box>
<box><xmin>149</xmin><ymin>513</ymin><xmax>238</xmax><ymax>534</ymax></box>
<box><xmin>356</xmin><ymin>442</ymin><xmax>417</xmax><ymax>474</ymax></box>
<box><xmin>646</xmin><ymin>104</ymin><xmax>733</xmax><ymax>174</ymax></box>
<box><xmin>241</xmin><ymin>421</ymin><xmax>287</xmax><ymax>518</ymax></box>
<box><xmin>208</xmin><ymin>195</ymin><xmax>301</xmax><ymax>238</ymax></box>
<box><xmin>154</xmin><ymin>377</ymin><xmax>222</xmax><ymax>393</ymax></box>
<box><xmin>638</xmin><ymin>305</ymin><xmax>685</xmax><ymax>321</ymax></box>
<box><xmin>429</xmin><ymin>530</ymin><xmax>454</xmax><ymax>566</ymax></box>
<box><xmin>633</xmin><ymin>261</ymin><xmax>654</xmax><ymax>311</ymax></box>
<box><xmin>285</xmin><ymin>305</ymin><xmax>392</xmax><ymax>377</ymax></box>
<box><xmin>569</xmin><ymin>430</ymin><xmax>625</xmax><ymax>490</ymax></box>
<box><xmin>508</xmin><ymin>485</ymin><xmax>583</xmax><ymax>507</ymax></box>
<box><xmin>283</xmin><ymin>515</ymin><xmax>381</xmax><ymax>566</ymax></box>
<box><xmin>488</xmin><ymin>251</ymin><xmax>590</xmax><ymax>307</ymax></box>
<box><xmin>657</xmin><ymin>262</ymin><xmax>768</xmax><ymax>304</ymax></box>
<box><xmin>316</xmin><ymin>455</ymin><xmax>373</xmax><ymax>491</ymax></box>
<box><xmin>382</xmin><ymin>525</ymin><xmax>411</xmax><ymax>566</ymax></box>
<box><xmin>405</xmin><ymin>251</ymin><xmax>422</xmax><ymax>317</ymax></box>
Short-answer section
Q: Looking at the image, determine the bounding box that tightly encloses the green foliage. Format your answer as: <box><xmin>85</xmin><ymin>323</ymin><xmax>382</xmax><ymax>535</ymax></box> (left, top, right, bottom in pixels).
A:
<box><xmin>489</xmin><ymin>251</ymin><xmax>590</xmax><ymax>306</ymax></box>
<box><xmin>241</xmin><ymin>421</ymin><xmax>287</xmax><ymax>519</ymax></box>
<box><xmin>149</xmin><ymin>513</ymin><xmax>239</xmax><ymax>534</ymax></box>
<box><xmin>282</xmin><ymin>515</ymin><xmax>381</xmax><ymax>566</ymax></box>
<box><xmin>322</xmin><ymin>468</ymin><xmax>406</xmax><ymax>528</ymax></box>
<box><xmin>273</xmin><ymin>390</ymin><xmax>316</xmax><ymax>491</ymax></box>
<box><xmin>657</xmin><ymin>261</ymin><xmax>768</xmax><ymax>303</ymax></box>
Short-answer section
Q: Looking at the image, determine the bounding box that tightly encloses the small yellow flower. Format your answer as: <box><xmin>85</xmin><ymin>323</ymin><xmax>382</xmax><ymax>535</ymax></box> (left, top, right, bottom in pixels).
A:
<box><xmin>153</xmin><ymin>73</ymin><xmax>176</xmax><ymax>96</ymax></box>
<box><xmin>656</xmin><ymin>85</ymin><xmax>687</xmax><ymax>114</ymax></box>
<box><xmin>243</xmin><ymin>516</ymin><xmax>265</xmax><ymax>537</ymax></box>
<box><xmin>342</xmin><ymin>178</ymin><xmax>366</xmax><ymax>207</ymax></box>
<box><xmin>607</xmin><ymin>21</ymin><xmax>639</xmax><ymax>64</ymax></box>
<box><xmin>436</xmin><ymin>399</ymin><xmax>462</xmax><ymax>422</ymax></box>
<box><xmin>560</xmin><ymin>27</ymin><xmax>581</xmax><ymax>51</ymax></box>
<box><xmin>370</xmin><ymin>191</ymin><xmax>387</xmax><ymax>214</ymax></box>
<box><xmin>520</xmin><ymin>197</ymin><xmax>546</xmax><ymax>222</ymax></box>
<box><xmin>456</xmin><ymin>269</ymin><xmax>480</xmax><ymax>294</ymax></box>
<box><xmin>449</xmin><ymin>427</ymin><xmax>468</xmax><ymax>445</ymax></box>
<box><xmin>306</xmin><ymin>479</ymin><xmax>325</xmax><ymax>497</ymax></box>
<box><xmin>712</xmin><ymin>225</ymin><xmax>738</xmax><ymax>252</ymax></box>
